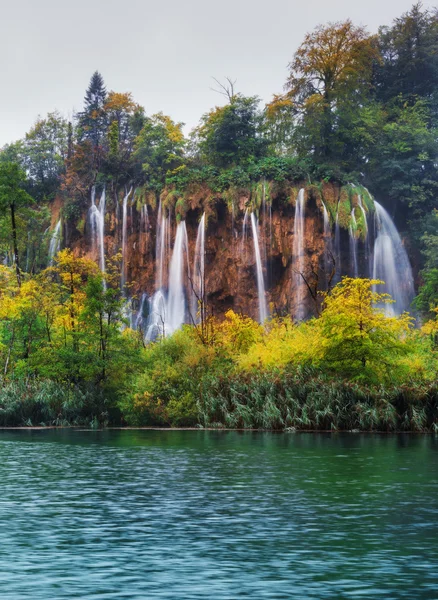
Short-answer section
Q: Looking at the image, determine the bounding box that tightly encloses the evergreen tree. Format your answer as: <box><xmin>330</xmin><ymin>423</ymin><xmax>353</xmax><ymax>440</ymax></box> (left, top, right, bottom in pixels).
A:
<box><xmin>77</xmin><ymin>71</ymin><xmax>108</xmax><ymax>148</ymax></box>
<box><xmin>375</xmin><ymin>3</ymin><xmax>438</xmax><ymax>105</ymax></box>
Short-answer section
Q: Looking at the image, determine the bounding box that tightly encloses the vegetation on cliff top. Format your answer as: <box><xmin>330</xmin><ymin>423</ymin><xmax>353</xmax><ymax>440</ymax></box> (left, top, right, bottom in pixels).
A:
<box><xmin>1</xmin><ymin>4</ymin><xmax>436</xmax><ymax>291</ymax></box>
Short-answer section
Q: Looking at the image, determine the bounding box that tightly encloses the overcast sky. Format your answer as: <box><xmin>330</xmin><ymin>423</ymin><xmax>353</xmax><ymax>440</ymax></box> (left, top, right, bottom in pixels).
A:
<box><xmin>1</xmin><ymin>0</ymin><xmax>436</xmax><ymax>146</ymax></box>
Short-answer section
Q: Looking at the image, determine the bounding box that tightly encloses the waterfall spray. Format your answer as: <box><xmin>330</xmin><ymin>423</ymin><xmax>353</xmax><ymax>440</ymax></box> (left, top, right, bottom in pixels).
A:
<box><xmin>48</xmin><ymin>220</ymin><xmax>62</xmax><ymax>265</ymax></box>
<box><xmin>250</xmin><ymin>213</ymin><xmax>268</xmax><ymax>324</ymax></box>
<box><xmin>121</xmin><ymin>187</ymin><xmax>133</xmax><ymax>291</ymax></box>
<box><xmin>334</xmin><ymin>203</ymin><xmax>341</xmax><ymax>283</ymax></box>
<box><xmin>192</xmin><ymin>213</ymin><xmax>206</xmax><ymax>323</ymax></box>
<box><xmin>372</xmin><ymin>201</ymin><xmax>414</xmax><ymax>315</ymax></box>
<box><xmin>166</xmin><ymin>221</ymin><xmax>190</xmax><ymax>334</ymax></box>
<box><xmin>321</xmin><ymin>201</ymin><xmax>332</xmax><ymax>284</ymax></box>
<box><xmin>292</xmin><ymin>189</ymin><xmax>306</xmax><ymax>320</ymax></box>
<box><xmin>349</xmin><ymin>209</ymin><xmax>359</xmax><ymax>278</ymax></box>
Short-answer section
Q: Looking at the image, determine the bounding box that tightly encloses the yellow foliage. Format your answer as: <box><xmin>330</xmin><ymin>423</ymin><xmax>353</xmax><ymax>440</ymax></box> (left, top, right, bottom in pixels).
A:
<box><xmin>422</xmin><ymin>308</ymin><xmax>438</xmax><ymax>337</ymax></box>
<box><xmin>213</xmin><ymin>310</ymin><xmax>263</xmax><ymax>355</ymax></box>
<box><xmin>238</xmin><ymin>316</ymin><xmax>319</xmax><ymax>371</ymax></box>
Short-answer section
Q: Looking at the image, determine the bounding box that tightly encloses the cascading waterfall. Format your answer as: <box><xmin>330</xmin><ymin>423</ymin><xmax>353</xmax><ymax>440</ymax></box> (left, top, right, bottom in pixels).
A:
<box><xmin>89</xmin><ymin>187</ymin><xmax>106</xmax><ymax>277</ymax></box>
<box><xmin>334</xmin><ymin>203</ymin><xmax>341</xmax><ymax>283</ymax></box>
<box><xmin>192</xmin><ymin>213</ymin><xmax>206</xmax><ymax>323</ymax></box>
<box><xmin>145</xmin><ymin>202</ymin><xmax>170</xmax><ymax>341</ymax></box>
<box><xmin>241</xmin><ymin>209</ymin><xmax>249</xmax><ymax>263</ymax></box>
<box><xmin>89</xmin><ymin>186</ymin><xmax>98</xmax><ymax>254</ymax></box>
<box><xmin>321</xmin><ymin>201</ymin><xmax>332</xmax><ymax>284</ymax></box>
<box><xmin>121</xmin><ymin>187</ymin><xmax>133</xmax><ymax>291</ymax></box>
<box><xmin>145</xmin><ymin>289</ymin><xmax>167</xmax><ymax>341</ymax></box>
<box><xmin>292</xmin><ymin>188</ymin><xmax>306</xmax><ymax>320</ymax></box>
<box><xmin>357</xmin><ymin>195</ymin><xmax>371</xmax><ymax>275</ymax></box>
<box><xmin>140</xmin><ymin>204</ymin><xmax>149</xmax><ymax>233</ymax></box>
<box><xmin>166</xmin><ymin>221</ymin><xmax>190</xmax><ymax>334</ymax></box>
<box><xmin>98</xmin><ymin>188</ymin><xmax>106</xmax><ymax>276</ymax></box>
<box><xmin>349</xmin><ymin>209</ymin><xmax>359</xmax><ymax>278</ymax></box>
<box><xmin>146</xmin><ymin>218</ymin><xmax>190</xmax><ymax>339</ymax></box>
<box><xmin>134</xmin><ymin>292</ymin><xmax>149</xmax><ymax>331</ymax></box>
<box><xmin>250</xmin><ymin>212</ymin><xmax>268</xmax><ymax>324</ymax></box>
<box><xmin>372</xmin><ymin>201</ymin><xmax>414</xmax><ymax>315</ymax></box>
<box><xmin>48</xmin><ymin>219</ymin><xmax>62</xmax><ymax>264</ymax></box>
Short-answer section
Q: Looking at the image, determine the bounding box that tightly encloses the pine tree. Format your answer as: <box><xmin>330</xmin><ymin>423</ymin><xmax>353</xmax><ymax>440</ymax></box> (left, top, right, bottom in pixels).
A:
<box><xmin>77</xmin><ymin>71</ymin><xmax>107</xmax><ymax>148</ymax></box>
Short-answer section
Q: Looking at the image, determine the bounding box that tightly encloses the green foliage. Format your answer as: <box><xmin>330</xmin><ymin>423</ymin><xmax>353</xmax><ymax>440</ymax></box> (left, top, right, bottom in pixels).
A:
<box><xmin>375</xmin><ymin>3</ymin><xmax>438</xmax><ymax>103</ymax></box>
<box><xmin>413</xmin><ymin>269</ymin><xmax>438</xmax><ymax>320</ymax></box>
<box><xmin>77</xmin><ymin>71</ymin><xmax>108</xmax><ymax>148</ymax></box>
<box><xmin>120</xmin><ymin>283</ymin><xmax>437</xmax><ymax>430</ymax></box>
<box><xmin>195</xmin><ymin>95</ymin><xmax>268</xmax><ymax>168</ymax></box>
<box><xmin>134</xmin><ymin>113</ymin><xmax>186</xmax><ymax>191</ymax></box>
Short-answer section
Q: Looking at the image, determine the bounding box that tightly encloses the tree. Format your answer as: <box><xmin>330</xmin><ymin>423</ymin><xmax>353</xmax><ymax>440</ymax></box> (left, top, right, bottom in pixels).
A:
<box><xmin>274</xmin><ymin>20</ymin><xmax>378</xmax><ymax>160</ymax></box>
<box><xmin>77</xmin><ymin>71</ymin><xmax>108</xmax><ymax>149</ymax></box>
<box><xmin>413</xmin><ymin>269</ymin><xmax>438</xmax><ymax>320</ymax></box>
<box><xmin>375</xmin><ymin>3</ymin><xmax>438</xmax><ymax>105</ymax></box>
<box><xmin>21</xmin><ymin>111</ymin><xmax>69</xmax><ymax>201</ymax></box>
<box><xmin>103</xmin><ymin>91</ymin><xmax>144</xmax><ymax>180</ymax></box>
<box><xmin>317</xmin><ymin>278</ymin><xmax>413</xmax><ymax>382</ymax></box>
<box><xmin>195</xmin><ymin>94</ymin><xmax>267</xmax><ymax>168</ymax></box>
<box><xmin>134</xmin><ymin>113</ymin><xmax>186</xmax><ymax>190</ymax></box>
<box><xmin>359</xmin><ymin>97</ymin><xmax>438</xmax><ymax>257</ymax></box>
<box><xmin>0</xmin><ymin>163</ymin><xmax>34</xmax><ymax>286</ymax></box>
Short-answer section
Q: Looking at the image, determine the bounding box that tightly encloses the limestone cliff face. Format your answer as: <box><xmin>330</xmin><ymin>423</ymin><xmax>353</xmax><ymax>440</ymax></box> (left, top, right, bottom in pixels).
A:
<box><xmin>64</xmin><ymin>181</ymin><xmax>373</xmax><ymax>321</ymax></box>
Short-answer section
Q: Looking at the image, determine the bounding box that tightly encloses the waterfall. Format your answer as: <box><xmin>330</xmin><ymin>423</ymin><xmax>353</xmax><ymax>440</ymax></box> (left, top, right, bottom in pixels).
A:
<box><xmin>372</xmin><ymin>201</ymin><xmax>414</xmax><ymax>315</ymax></box>
<box><xmin>48</xmin><ymin>219</ymin><xmax>62</xmax><ymax>265</ymax></box>
<box><xmin>250</xmin><ymin>213</ymin><xmax>268</xmax><ymax>324</ymax></box>
<box><xmin>134</xmin><ymin>292</ymin><xmax>149</xmax><ymax>331</ymax></box>
<box><xmin>356</xmin><ymin>195</ymin><xmax>371</xmax><ymax>276</ymax></box>
<box><xmin>145</xmin><ymin>290</ymin><xmax>167</xmax><ymax>341</ymax></box>
<box><xmin>88</xmin><ymin>187</ymin><xmax>106</xmax><ymax>282</ymax></box>
<box><xmin>89</xmin><ymin>186</ymin><xmax>98</xmax><ymax>255</ymax></box>
<box><xmin>241</xmin><ymin>209</ymin><xmax>249</xmax><ymax>263</ymax></box>
<box><xmin>292</xmin><ymin>188</ymin><xmax>306</xmax><ymax>320</ymax></box>
<box><xmin>144</xmin><ymin>202</ymin><xmax>171</xmax><ymax>341</ymax></box>
<box><xmin>167</xmin><ymin>221</ymin><xmax>190</xmax><ymax>334</ymax></box>
<box><xmin>146</xmin><ymin>220</ymin><xmax>190</xmax><ymax>340</ymax></box>
<box><xmin>98</xmin><ymin>188</ymin><xmax>106</xmax><ymax>276</ymax></box>
<box><xmin>349</xmin><ymin>209</ymin><xmax>359</xmax><ymax>278</ymax></box>
<box><xmin>140</xmin><ymin>204</ymin><xmax>149</xmax><ymax>233</ymax></box>
<box><xmin>334</xmin><ymin>203</ymin><xmax>341</xmax><ymax>283</ymax></box>
<box><xmin>321</xmin><ymin>201</ymin><xmax>332</xmax><ymax>284</ymax></box>
<box><xmin>155</xmin><ymin>201</ymin><xmax>172</xmax><ymax>291</ymax></box>
<box><xmin>121</xmin><ymin>187</ymin><xmax>133</xmax><ymax>291</ymax></box>
<box><xmin>192</xmin><ymin>213</ymin><xmax>206</xmax><ymax>323</ymax></box>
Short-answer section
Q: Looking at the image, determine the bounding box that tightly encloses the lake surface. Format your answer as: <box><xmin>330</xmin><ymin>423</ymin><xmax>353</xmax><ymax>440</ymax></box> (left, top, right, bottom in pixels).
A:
<box><xmin>0</xmin><ymin>430</ymin><xmax>437</xmax><ymax>599</ymax></box>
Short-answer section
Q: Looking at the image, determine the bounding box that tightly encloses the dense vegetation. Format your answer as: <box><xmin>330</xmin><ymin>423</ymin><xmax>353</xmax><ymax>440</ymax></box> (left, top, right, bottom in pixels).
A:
<box><xmin>0</xmin><ymin>265</ymin><xmax>436</xmax><ymax>429</ymax></box>
<box><xmin>0</xmin><ymin>3</ymin><xmax>437</xmax><ymax>429</ymax></box>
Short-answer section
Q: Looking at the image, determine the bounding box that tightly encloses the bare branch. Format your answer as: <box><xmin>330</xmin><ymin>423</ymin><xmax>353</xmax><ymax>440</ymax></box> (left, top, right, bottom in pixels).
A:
<box><xmin>210</xmin><ymin>77</ymin><xmax>237</xmax><ymax>103</ymax></box>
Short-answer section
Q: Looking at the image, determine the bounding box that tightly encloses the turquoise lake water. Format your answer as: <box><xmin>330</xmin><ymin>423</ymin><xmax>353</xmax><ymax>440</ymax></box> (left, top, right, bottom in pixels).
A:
<box><xmin>0</xmin><ymin>430</ymin><xmax>437</xmax><ymax>599</ymax></box>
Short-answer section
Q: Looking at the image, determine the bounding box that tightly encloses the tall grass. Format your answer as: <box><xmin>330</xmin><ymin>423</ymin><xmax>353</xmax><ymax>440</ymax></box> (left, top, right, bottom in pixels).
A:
<box><xmin>197</xmin><ymin>367</ymin><xmax>438</xmax><ymax>431</ymax></box>
<box><xmin>0</xmin><ymin>379</ymin><xmax>115</xmax><ymax>427</ymax></box>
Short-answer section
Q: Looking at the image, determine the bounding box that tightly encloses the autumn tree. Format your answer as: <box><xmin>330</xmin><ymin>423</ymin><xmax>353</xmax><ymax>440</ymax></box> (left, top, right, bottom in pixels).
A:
<box><xmin>269</xmin><ymin>20</ymin><xmax>378</xmax><ymax>162</ymax></box>
<box><xmin>103</xmin><ymin>91</ymin><xmax>144</xmax><ymax>181</ymax></box>
<box><xmin>317</xmin><ymin>278</ymin><xmax>413</xmax><ymax>381</ymax></box>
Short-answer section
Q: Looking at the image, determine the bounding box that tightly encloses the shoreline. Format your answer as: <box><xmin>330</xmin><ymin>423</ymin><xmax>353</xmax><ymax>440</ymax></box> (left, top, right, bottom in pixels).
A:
<box><xmin>0</xmin><ymin>426</ymin><xmax>434</xmax><ymax>434</ymax></box>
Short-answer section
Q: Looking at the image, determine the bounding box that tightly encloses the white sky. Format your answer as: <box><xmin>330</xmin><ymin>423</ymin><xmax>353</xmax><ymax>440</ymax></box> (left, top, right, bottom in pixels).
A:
<box><xmin>1</xmin><ymin>0</ymin><xmax>436</xmax><ymax>146</ymax></box>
